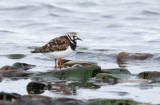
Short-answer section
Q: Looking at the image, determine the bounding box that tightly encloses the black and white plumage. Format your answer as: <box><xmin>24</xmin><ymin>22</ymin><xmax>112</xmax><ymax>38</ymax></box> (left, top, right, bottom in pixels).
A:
<box><xmin>31</xmin><ymin>32</ymin><xmax>81</xmax><ymax>67</ymax></box>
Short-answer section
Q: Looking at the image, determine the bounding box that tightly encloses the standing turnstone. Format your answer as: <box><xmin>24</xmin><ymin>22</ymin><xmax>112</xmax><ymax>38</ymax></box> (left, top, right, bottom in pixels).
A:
<box><xmin>31</xmin><ymin>32</ymin><xmax>82</xmax><ymax>68</ymax></box>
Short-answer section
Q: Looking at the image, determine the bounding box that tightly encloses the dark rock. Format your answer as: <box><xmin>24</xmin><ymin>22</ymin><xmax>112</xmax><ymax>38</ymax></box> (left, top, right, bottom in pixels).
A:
<box><xmin>12</xmin><ymin>62</ymin><xmax>36</xmax><ymax>70</ymax></box>
<box><xmin>86</xmin><ymin>99</ymin><xmax>138</xmax><ymax>105</ymax></box>
<box><xmin>138</xmin><ymin>71</ymin><xmax>160</xmax><ymax>82</ymax></box>
<box><xmin>7</xmin><ymin>54</ymin><xmax>26</xmax><ymax>59</ymax></box>
<box><xmin>15</xmin><ymin>95</ymin><xmax>84</xmax><ymax>105</ymax></box>
<box><xmin>0</xmin><ymin>92</ymin><xmax>21</xmax><ymax>102</ymax></box>
<box><xmin>52</xmin><ymin>98</ymin><xmax>84</xmax><ymax>105</ymax></box>
<box><xmin>68</xmin><ymin>82</ymin><xmax>100</xmax><ymax>89</ymax></box>
<box><xmin>101</xmin><ymin>68</ymin><xmax>131</xmax><ymax>78</ymax></box>
<box><xmin>117</xmin><ymin>52</ymin><xmax>153</xmax><ymax>62</ymax></box>
<box><xmin>0</xmin><ymin>66</ymin><xmax>17</xmax><ymax>71</ymax></box>
<box><xmin>0</xmin><ymin>70</ymin><xmax>32</xmax><ymax>77</ymax></box>
<box><xmin>33</xmin><ymin>65</ymin><xmax>101</xmax><ymax>82</ymax></box>
<box><xmin>0</xmin><ymin>76</ymin><xmax>2</xmax><ymax>82</ymax></box>
<box><xmin>96</xmin><ymin>73</ymin><xmax>119</xmax><ymax>84</ymax></box>
<box><xmin>64</xmin><ymin>61</ymin><xmax>93</xmax><ymax>67</ymax></box>
<box><xmin>27</xmin><ymin>82</ymin><xmax>50</xmax><ymax>94</ymax></box>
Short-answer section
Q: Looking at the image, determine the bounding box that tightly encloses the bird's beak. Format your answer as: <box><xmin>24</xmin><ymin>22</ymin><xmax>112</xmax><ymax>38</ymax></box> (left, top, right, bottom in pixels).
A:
<box><xmin>77</xmin><ymin>37</ymin><xmax>82</xmax><ymax>41</ymax></box>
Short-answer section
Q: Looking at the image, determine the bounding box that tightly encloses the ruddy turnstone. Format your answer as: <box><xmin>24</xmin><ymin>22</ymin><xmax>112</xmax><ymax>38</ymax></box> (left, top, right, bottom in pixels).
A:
<box><xmin>31</xmin><ymin>32</ymin><xmax>82</xmax><ymax>68</ymax></box>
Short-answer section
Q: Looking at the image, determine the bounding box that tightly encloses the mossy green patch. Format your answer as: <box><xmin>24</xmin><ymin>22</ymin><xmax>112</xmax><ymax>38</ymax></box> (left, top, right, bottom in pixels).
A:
<box><xmin>96</xmin><ymin>73</ymin><xmax>119</xmax><ymax>84</ymax></box>
<box><xmin>32</xmin><ymin>65</ymin><xmax>101</xmax><ymax>82</ymax></box>
<box><xmin>101</xmin><ymin>68</ymin><xmax>131</xmax><ymax>78</ymax></box>
<box><xmin>7</xmin><ymin>54</ymin><xmax>25</xmax><ymax>59</ymax></box>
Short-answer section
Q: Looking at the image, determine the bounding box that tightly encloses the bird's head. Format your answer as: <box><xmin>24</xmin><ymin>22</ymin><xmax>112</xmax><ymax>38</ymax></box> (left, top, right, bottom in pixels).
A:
<box><xmin>68</xmin><ymin>32</ymin><xmax>82</xmax><ymax>41</ymax></box>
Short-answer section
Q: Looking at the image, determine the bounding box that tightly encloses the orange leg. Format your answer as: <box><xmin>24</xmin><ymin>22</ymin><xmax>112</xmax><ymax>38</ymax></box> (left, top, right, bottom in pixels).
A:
<box><xmin>60</xmin><ymin>58</ymin><xmax>62</xmax><ymax>68</ymax></box>
<box><xmin>55</xmin><ymin>59</ymin><xmax>57</xmax><ymax>68</ymax></box>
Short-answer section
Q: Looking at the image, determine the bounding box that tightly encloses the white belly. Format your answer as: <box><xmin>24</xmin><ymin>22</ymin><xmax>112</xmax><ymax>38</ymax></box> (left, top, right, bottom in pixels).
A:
<box><xmin>43</xmin><ymin>46</ymin><xmax>74</xmax><ymax>59</ymax></box>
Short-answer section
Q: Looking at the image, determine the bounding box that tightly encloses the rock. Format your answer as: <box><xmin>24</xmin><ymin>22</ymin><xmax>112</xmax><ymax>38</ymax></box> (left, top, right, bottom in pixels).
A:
<box><xmin>58</xmin><ymin>59</ymin><xmax>71</xmax><ymax>66</ymax></box>
<box><xmin>0</xmin><ymin>70</ymin><xmax>32</xmax><ymax>77</ymax></box>
<box><xmin>64</xmin><ymin>61</ymin><xmax>93</xmax><ymax>67</ymax></box>
<box><xmin>68</xmin><ymin>82</ymin><xmax>100</xmax><ymax>89</ymax></box>
<box><xmin>15</xmin><ymin>95</ymin><xmax>84</xmax><ymax>105</ymax></box>
<box><xmin>27</xmin><ymin>82</ymin><xmax>50</xmax><ymax>94</ymax></box>
<box><xmin>0</xmin><ymin>66</ymin><xmax>17</xmax><ymax>71</ymax></box>
<box><xmin>0</xmin><ymin>92</ymin><xmax>21</xmax><ymax>102</ymax></box>
<box><xmin>101</xmin><ymin>68</ymin><xmax>131</xmax><ymax>78</ymax></box>
<box><xmin>117</xmin><ymin>52</ymin><xmax>153</xmax><ymax>62</ymax></box>
<box><xmin>138</xmin><ymin>71</ymin><xmax>160</xmax><ymax>82</ymax></box>
<box><xmin>7</xmin><ymin>54</ymin><xmax>26</xmax><ymax>59</ymax></box>
<box><xmin>12</xmin><ymin>62</ymin><xmax>36</xmax><ymax>70</ymax></box>
<box><xmin>33</xmin><ymin>65</ymin><xmax>101</xmax><ymax>82</ymax></box>
<box><xmin>86</xmin><ymin>99</ymin><xmax>138</xmax><ymax>105</ymax></box>
<box><xmin>0</xmin><ymin>76</ymin><xmax>2</xmax><ymax>82</ymax></box>
<box><xmin>96</xmin><ymin>73</ymin><xmax>120</xmax><ymax>84</ymax></box>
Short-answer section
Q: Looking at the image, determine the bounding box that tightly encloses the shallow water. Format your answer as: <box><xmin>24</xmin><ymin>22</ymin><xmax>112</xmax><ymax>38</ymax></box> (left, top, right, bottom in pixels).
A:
<box><xmin>0</xmin><ymin>0</ymin><xmax>160</xmax><ymax>104</ymax></box>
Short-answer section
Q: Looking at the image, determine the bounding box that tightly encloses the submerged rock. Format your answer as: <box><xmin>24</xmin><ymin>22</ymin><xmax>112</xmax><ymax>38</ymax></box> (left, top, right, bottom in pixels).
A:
<box><xmin>117</xmin><ymin>52</ymin><xmax>152</xmax><ymax>62</ymax></box>
<box><xmin>15</xmin><ymin>95</ymin><xmax>84</xmax><ymax>105</ymax></box>
<box><xmin>27</xmin><ymin>82</ymin><xmax>50</xmax><ymax>94</ymax></box>
<box><xmin>96</xmin><ymin>73</ymin><xmax>119</xmax><ymax>84</ymax></box>
<box><xmin>7</xmin><ymin>54</ymin><xmax>26</xmax><ymax>59</ymax></box>
<box><xmin>86</xmin><ymin>99</ymin><xmax>138</xmax><ymax>105</ymax></box>
<box><xmin>0</xmin><ymin>76</ymin><xmax>2</xmax><ymax>82</ymax></box>
<box><xmin>63</xmin><ymin>61</ymin><xmax>93</xmax><ymax>67</ymax></box>
<box><xmin>0</xmin><ymin>70</ymin><xmax>32</xmax><ymax>77</ymax></box>
<box><xmin>101</xmin><ymin>68</ymin><xmax>131</xmax><ymax>78</ymax></box>
<box><xmin>12</xmin><ymin>62</ymin><xmax>36</xmax><ymax>70</ymax></box>
<box><xmin>0</xmin><ymin>66</ymin><xmax>17</xmax><ymax>71</ymax></box>
<box><xmin>33</xmin><ymin>65</ymin><xmax>101</xmax><ymax>82</ymax></box>
<box><xmin>138</xmin><ymin>71</ymin><xmax>160</xmax><ymax>82</ymax></box>
<box><xmin>0</xmin><ymin>92</ymin><xmax>21</xmax><ymax>102</ymax></box>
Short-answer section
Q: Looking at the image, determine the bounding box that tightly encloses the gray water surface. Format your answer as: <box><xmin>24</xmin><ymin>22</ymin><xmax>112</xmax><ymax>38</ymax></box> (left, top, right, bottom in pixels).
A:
<box><xmin>0</xmin><ymin>0</ymin><xmax>160</xmax><ymax>104</ymax></box>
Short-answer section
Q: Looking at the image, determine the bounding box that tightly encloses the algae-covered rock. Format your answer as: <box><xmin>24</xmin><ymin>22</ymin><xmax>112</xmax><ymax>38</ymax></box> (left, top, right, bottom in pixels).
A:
<box><xmin>7</xmin><ymin>54</ymin><xmax>26</xmax><ymax>59</ymax></box>
<box><xmin>12</xmin><ymin>62</ymin><xmax>36</xmax><ymax>70</ymax></box>
<box><xmin>68</xmin><ymin>82</ymin><xmax>100</xmax><ymax>89</ymax></box>
<box><xmin>64</xmin><ymin>61</ymin><xmax>93</xmax><ymax>67</ymax></box>
<box><xmin>16</xmin><ymin>95</ymin><xmax>84</xmax><ymax>105</ymax></box>
<box><xmin>0</xmin><ymin>92</ymin><xmax>21</xmax><ymax>101</ymax></box>
<box><xmin>0</xmin><ymin>66</ymin><xmax>17</xmax><ymax>71</ymax></box>
<box><xmin>117</xmin><ymin>52</ymin><xmax>152</xmax><ymax>62</ymax></box>
<box><xmin>33</xmin><ymin>65</ymin><xmax>101</xmax><ymax>82</ymax></box>
<box><xmin>0</xmin><ymin>70</ymin><xmax>32</xmax><ymax>77</ymax></box>
<box><xmin>101</xmin><ymin>68</ymin><xmax>131</xmax><ymax>78</ymax></box>
<box><xmin>96</xmin><ymin>73</ymin><xmax>119</xmax><ymax>84</ymax></box>
<box><xmin>27</xmin><ymin>82</ymin><xmax>50</xmax><ymax>94</ymax></box>
<box><xmin>138</xmin><ymin>71</ymin><xmax>160</xmax><ymax>82</ymax></box>
<box><xmin>86</xmin><ymin>99</ymin><xmax>138</xmax><ymax>105</ymax></box>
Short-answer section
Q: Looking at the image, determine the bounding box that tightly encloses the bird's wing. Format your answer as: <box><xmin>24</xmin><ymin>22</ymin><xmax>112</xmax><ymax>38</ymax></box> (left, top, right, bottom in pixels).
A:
<box><xmin>32</xmin><ymin>36</ymin><xmax>69</xmax><ymax>53</ymax></box>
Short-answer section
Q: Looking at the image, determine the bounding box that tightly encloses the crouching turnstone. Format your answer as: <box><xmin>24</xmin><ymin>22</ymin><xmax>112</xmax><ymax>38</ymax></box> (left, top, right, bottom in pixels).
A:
<box><xmin>31</xmin><ymin>32</ymin><xmax>82</xmax><ymax>68</ymax></box>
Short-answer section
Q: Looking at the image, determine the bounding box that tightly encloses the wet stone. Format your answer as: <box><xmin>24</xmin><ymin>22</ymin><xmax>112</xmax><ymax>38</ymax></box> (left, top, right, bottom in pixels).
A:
<box><xmin>12</xmin><ymin>62</ymin><xmax>36</xmax><ymax>70</ymax></box>
<box><xmin>96</xmin><ymin>73</ymin><xmax>119</xmax><ymax>84</ymax></box>
<box><xmin>117</xmin><ymin>52</ymin><xmax>153</xmax><ymax>62</ymax></box>
<box><xmin>0</xmin><ymin>66</ymin><xmax>17</xmax><ymax>71</ymax></box>
<box><xmin>0</xmin><ymin>70</ymin><xmax>32</xmax><ymax>77</ymax></box>
<box><xmin>138</xmin><ymin>71</ymin><xmax>160</xmax><ymax>82</ymax></box>
<box><xmin>7</xmin><ymin>54</ymin><xmax>26</xmax><ymax>59</ymax></box>
<box><xmin>58</xmin><ymin>59</ymin><xmax>71</xmax><ymax>66</ymax></box>
<box><xmin>86</xmin><ymin>99</ymin><xmax>138</xmax><ymax>105</ymax></box>
<box><xmin>63</xmin><ymin>61</ymin><xmax>93</xmax><ymax>67</ymax></box>
<box><xmin>27</xmin><ymin>82</ymin><xmax>50</xmax><ymax>94</ymax></box>
<box><xmin>16</xmin><ymin>95</ymin><xmax>85</xmax><ymax>105</ymax></box>
<box><xmin>33</xmin><ymin>65</ymin><xmax>101</xmax><ymax>82</ymax></box>
<box><xmin>0</xmin><ymin>92</ymin><xmax>21</xmax><ymax>102</ymax></box>
<box><xmin>101</xmin><ymin>68</ymin><xmax>131</xmax><ymax>78</ymax></box>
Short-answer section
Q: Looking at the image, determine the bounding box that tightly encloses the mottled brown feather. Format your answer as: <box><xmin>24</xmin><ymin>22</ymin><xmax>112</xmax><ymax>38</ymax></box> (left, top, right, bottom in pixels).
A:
<box><xmin>32</xmin><ymin>36</ymin><xmax>69</xmax><ymax>53</ymax></box>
